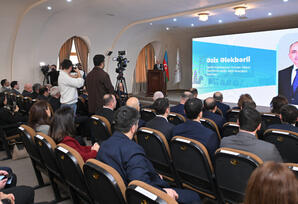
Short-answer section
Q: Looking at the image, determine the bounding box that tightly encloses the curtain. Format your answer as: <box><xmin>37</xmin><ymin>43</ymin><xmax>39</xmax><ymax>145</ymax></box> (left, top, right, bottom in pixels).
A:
<box><xmin>74</xmin><ymin>37</ymin><xmax>88</xmax><ymax>73</ymax></box>
<box><xmin>59</xmin><ymin>38</ymin><xmax>73</xmax><ymax>68</ymax></box>
<box><xmin>133</xmin><ymin>43</ymin><xmax>155</xmax><ymax>94</ymax></box>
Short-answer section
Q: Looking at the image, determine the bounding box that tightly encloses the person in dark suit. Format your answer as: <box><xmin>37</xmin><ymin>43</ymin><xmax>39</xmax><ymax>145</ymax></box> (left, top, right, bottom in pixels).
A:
<box><xmin>96</xmin><ymin>106</ymin><xmax>201</xmax><ymax>204</ymax></box>
<box><xmin>37</xmin><ymin>86</ymin><xmax>49</xmax><ymax>101</ymax></box>
<box><xmin>203</xmin><ymin>97</ymin><xmax>226</xmax><ymax>130</ymax></box>
<box><xmin>170</xmin><ymin>91</ymin><xmax>193</xmax><ymax>116</ymax></box>
<box><xmin>278</xmin><ymin>41</ymin><xmax>298</xmax><ymax>104</ymax></box>
<box><xmin>268</xmin><ymin>104</ymin><xmax>298</xmax><ymax>133</ymax></box>
<box><xmin>221</xmin><ymin>107</ymin><xmax>283</xmax><ymax>162</ymax></box>
<box><xmin>10</xmin><ymin>81</ymin><xmax>20</xmax><ymax>95</ymax></box>
<box><xmin>48</xmin><ymin>86</ymin><xmax>61</xmax><ymax>112</ymax></box>
<box><xmin>172</xmin><ymin>98</ymin><xmax>219</xmax><ymax>160</ymax></box>
<box><xmin>48</xmin><ymin>64</ymin><xmax>59</xmax><ymax>86</ymax></box>
<box><xmin>30</xmin><ymin>83</ymin><xmax>41</xmax><ymax>99</ymax></box>
<box><xmin>95</xmin><ymin>94</ymin><xmax>116</xmax><ymax>125</ymax></box>
<box><xmin>21</xmin><ymin>83</ymin><xmax>32</xmax><ymax>97</ymax></box>
<box><xmin>126</xmin><ymin>97</ymin><xmax>146</xmax><ymax>128</ymax></box>
<box><xmin>270</xmin><ymin>95</ymin><xmax>288</xmax><ymax>114</ymax></box>
<box><xmin>213</xmin><ymin>92</ymin><xmax>230</xmax><ymax>117</ymax></box>
<box><xmin>190</xmin><ymin>88</ymin><xmax>198</xmax><ymax>98</ymax></box>
<box><xmin>86</xmin><ymin>54</ymin><xmax>114</xmax><ymax>114</ymax></box>
<box><xmin>146</xmin><ymin>98</ymin><xmax>174</xmax><ymax>141</ymax></box>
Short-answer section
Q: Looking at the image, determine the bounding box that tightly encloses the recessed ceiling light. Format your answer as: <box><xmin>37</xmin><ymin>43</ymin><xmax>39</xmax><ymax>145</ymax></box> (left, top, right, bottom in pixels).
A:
<box><xmin>198</xmin><ymin>13</ymin><xmax>209</xmax><ymax>22</ymax></box>
<box><xmin>149</xmin><ymin>23</ymin><xmax>153</xmax><ymax>25</ymax></box>
<box><xmin>191</xmin><ymin>23</ymin><xmax>194</xmax><ymax>27</ymax></box>
<box><xmin>173</xmin><ymin>18</ymin><xmax>177</xmax><ymax>22</ymax></box>
<box><xmin>218</xmin><ymin>19</ymin><xmax>223</xmax><ymax>23</ymax></box>
<box><xmin>66</xmin><ymin>0</ymin><xmax>72</xmax><ymax>2</ymax></box>
<box><xmin>283</xmin><ymin>0</ymin><xmax>288</xmax><ymax>2</ymax></box>
<box><xmin>47</xmin><ymin>6</ymin><xmax>52</xmax><ymax>10</ymax></box>
<box><xmin>234</xmin><ymin>6</ymin><xmax>246</xmax><ymax>17</ymax></box>
<box><xmin>166</xmin><ymin>27</ymin><xmax>170</xmax><ymax>31</ymax></box>
<box><xmin>268</xmin><ymin>12</ymin><xmax>272</xmax><ymax>16</ymax></box>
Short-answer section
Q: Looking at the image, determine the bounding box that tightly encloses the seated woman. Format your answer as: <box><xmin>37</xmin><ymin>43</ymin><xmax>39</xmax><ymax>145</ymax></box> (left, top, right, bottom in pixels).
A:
<box><xmin>49</xmin><ymin>106</ymin><xmax>99</xmax><ymax>162</ymax></box>
<box><xmin>28</xmin><ymin>100</ymin><xmax>52</xmax><ymax>135</ymax></box>
<box><xmin>244</xmin><ymin>162</ymin><xmax>298</xmax><ymax>204</ymax></box>
<box><xmin>0</xmin><ymin>93</ymin><xmax>27</xmax><ymax>136</ymax></box>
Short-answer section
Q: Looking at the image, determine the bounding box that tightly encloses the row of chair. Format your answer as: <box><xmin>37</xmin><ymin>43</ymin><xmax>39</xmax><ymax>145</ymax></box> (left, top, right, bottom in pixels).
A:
<box><xmin>135</xmin><ymin>127</ymin><xmax>298</xmax><ymax>203</ymax></box>
<box><xmin>18</xmin><ymin>124</ymin><xmax>179</xmax><ymax>204</ymax></box>
<box><xmin>3</xmin><ymin>92</ymin><xmax>38</xmax><ymax>114</ymax></box>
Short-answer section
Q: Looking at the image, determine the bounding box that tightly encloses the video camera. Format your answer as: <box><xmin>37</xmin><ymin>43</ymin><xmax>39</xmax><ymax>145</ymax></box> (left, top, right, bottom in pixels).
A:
<box><xmin>113</xmin><ymin>51</ymin><xmax>129</xmax><ymax>74</ymax></box>
<box><xmin>40</xmin><ymin>65</ymin><xmax>50</xmax><ymax>76</ymax></box>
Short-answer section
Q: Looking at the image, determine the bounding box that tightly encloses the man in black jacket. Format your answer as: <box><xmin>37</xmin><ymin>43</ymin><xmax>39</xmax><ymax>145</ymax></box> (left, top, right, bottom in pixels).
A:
<box><xmin>95</xmin><ymin>94</ymin><xmax>116</xmax><ymax>125</ymax></box>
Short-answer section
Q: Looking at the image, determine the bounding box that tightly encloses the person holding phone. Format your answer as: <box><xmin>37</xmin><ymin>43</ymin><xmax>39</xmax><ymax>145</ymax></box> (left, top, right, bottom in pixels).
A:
<box><xmin>58</xmin><ymin>59</ymin><xmax>84</xmax><ymax>115</ymax></box>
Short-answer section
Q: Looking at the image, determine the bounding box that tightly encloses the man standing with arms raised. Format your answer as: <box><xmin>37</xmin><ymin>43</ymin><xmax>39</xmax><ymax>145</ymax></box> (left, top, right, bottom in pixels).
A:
<box><xmin>86</xmin><ymin>54</ymin><xmax>114</xmax><ymax>114</ymax></box>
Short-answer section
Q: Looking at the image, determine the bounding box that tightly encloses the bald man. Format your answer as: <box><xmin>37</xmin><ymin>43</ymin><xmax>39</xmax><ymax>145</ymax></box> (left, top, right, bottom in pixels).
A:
<box><xmin>126</xmin><ymin>97</ymin><xmax>146</xmax><ymax>127</ymax></box>
<box><xmin>22</xmin><ymin>83</ymin><xmax>32</xmax><ymax>97</ymax></box>
<box><xmin>213</xmin><ymin>91</ymin><xmax>230</xmax><ymax>117</ymax></box>
<box><xmin>203</xmin><ymin>97</ymin><xmax>226</xmax><ymax>130</ymax></box>
<box><xmin>95</xmin><ymin>94</ymin><xmax>116</xmax><ymax>125</ymax></box>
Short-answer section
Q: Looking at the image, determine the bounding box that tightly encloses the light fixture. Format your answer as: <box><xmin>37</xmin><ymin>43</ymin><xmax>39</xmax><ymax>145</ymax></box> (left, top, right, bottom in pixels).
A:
<box><xmin>66</xmin><ymin>0</ymin><xmax>72</xmax><ymax>2</ymax></box>
<box><xmin>283</xmin><ymin>0</ymin><xmax>288</xmax><ymax>2</ymax></box>
<box><xmin>149</xmin><ymin>22</ymin><xmax>153</xmax><ymax>25</ymax></box>
<box><xmin>198</xmin><ymin>13</ymin><xmax>209</xmax><ymax>22</ymax></box>
<box><xmin>218</xmin><ymin>19</ymin><xmax>223</xmax><ymax>23</ymax></box>
<box><xmin>191</xmin><ymin>23</ymin><xmax>194</xmax><ymax>27</ymax></box>
<box><xmin>166</xmin><ymin>27</ymin><xmax>170</xmax><ymax>31</ymax></box>
<box><xmin>40</xmin><ymin>62</ymin><xmax>46</xmax><ymax>66</ymax></box>
<box><xmin>47</xmin><ymin>6</ymin><xmax>52</xmax><ymax>10</ymax></box>
<box><xmin>234</xmin><ymin>6</ymin><xmax>246</xmax><ymax>17</ymax></box>
<box><xmin>173</xmin><ymin>18</ymin><xmax>177</xmax><ymax>22</ymax></box>
<box><xmin>268</xmin><ymin>12</ymin><xmax>272</xmax><ymax>16</ymax></box>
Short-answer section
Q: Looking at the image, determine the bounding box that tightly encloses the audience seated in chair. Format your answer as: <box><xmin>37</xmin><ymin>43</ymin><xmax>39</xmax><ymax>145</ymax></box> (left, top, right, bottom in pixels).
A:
<box><xmin>172</xmin><ymin>98</ymin><xmax>219</xmax><ymax>160</ymax></box>
<box><xmin>146</xmin><ymin>98</ymin><xmax>174</xmax><ymax>141</ymax></box>
<box><xmin>0</xmin><ymin>93</ymin><xmax>27</xmax><ymax>136</ymax></box>
<box><xmin>95</xmin><ymin>94</ymin><xmax>116</xmax><ymax>126</ymax></box>
<box><xmin>30</xmin><ymin>83</ymin><xmax>41</xmax><ymax>99</ymax></box>
<box><xmin>244</xmin><ymin>162</ymin><xmax>298</xmax><ymax>204</ymax></box>
<box><xmin>170</xmin><ymin>91</ymin><xmax>193</xmax><ymax>116</ymax></box>
<box><xmin>10</xmin><ymin>81</ymin><xmax>20</xmax><ymax>95</ymax></box>
<box><xmin>28</xmin><ymin>100</ymin><xmax>52</xmax><ymax>135</ymax></box>
<box><xmin>233</xmin><ymin>94</ymin><xmax>253</xmax><ymax>110</ymax></box>
<box><xmin>220</xmin><ymin>107</ymin><xmax>283</xmax><ymax>162</ymax></box>
<box><xmin>0</xmin><ymin>79</ymin><xmax>10</xmax><ymax>93</ymax></box>
<box><xmin>37</xmin><ymin>86</ymin><xmax>50</xmax><ymax>101</ymax></box>
<box><xmin>268</xmin><ymin>104</ymin><xmax>298</xmax><ymax>132</ymax></box>
<box><xmin>96</xmin><ymin>106</ymin><xmax>201</xmax><ymax>204</ymax></box>
<box><xmin>21</xmin><ymin>84</ymin><xmax>32</xmax><ymax>97</ymax></box>
<box><xmin>190</xmin><ymin>88</ymin><xmax>198</xmax><ymax>98</ymax></box>
<box><xmin>213</xmin><ymin>92</ymin><xmax>230</xmax><ymax>117</ymax></box>
<box><xmin>0</xmin><ymin>167</ymin><xmax>35</xmax><ymax>204</ymax></box>
<box><xmin>48</xmin><ymin>86</ymin><xmax>61</xmax><ymax>112</ymax></box>
<box><xmin>203</xmin><ymin>97</ymin><xmax>226</xmax><ymax>130</ymax></box>
<box><xmin>270</xmin><ymin>95</ymin><xmax>288</xmax><ymax>114</ymax></box>
<box><xmin>49</xmin><ymin>106</ymin><xmax>100</xmax><ymax>162</ymax></box>
<box><xmin>144</xmin><ymin>91</ymin><xmax>164</xmax><ymax>109</ymax></box>
<box><xmin>126</xmin><ymin>97</ymin><xmax>146</xmax><ymax>128</ymax></box>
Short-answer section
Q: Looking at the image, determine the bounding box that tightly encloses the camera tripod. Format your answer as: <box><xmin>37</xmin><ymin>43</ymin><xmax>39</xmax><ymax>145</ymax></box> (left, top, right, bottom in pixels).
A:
<box><xmin>115</xmin><ymin>72</ymin><xmax>128</xmax><ymax>106</ymax></box>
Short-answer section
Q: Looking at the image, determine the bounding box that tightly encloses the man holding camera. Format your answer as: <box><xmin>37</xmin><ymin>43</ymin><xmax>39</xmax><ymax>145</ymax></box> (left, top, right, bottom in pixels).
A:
<box><xmin>86</xmin><ymin>54</ymin><xmax>114</xmax><ymax>114</ymax></box>
<box><xmin>58</xmin><ymin>59</ymin><xmax>84</xmax><ymax>114</ymax></box>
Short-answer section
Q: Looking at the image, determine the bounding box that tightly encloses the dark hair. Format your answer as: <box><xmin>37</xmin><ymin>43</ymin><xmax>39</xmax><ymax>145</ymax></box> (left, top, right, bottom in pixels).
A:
<box><xmin>242</xmin><ymin>100</ymin><xmax>256</xmax><ymax>109</ymax></box>
<box><xmin>153</xmin><ymin>98</ymin><xmax>169</xmax><ymax>115</ymax></box>
<box><xmin>32</xmin><ymin>83</ymin><xmax>41</xmax><ymax>93</ymax></box>
<box><xmin>204</xmin><ymin>97</ymin><xmax>216</xmax><ymax>111</ymax></box>
<box><xmin>244</xmin><ymin>162</ymin><xmax>298</xmax><ymax>204</ymax></box>
<box><xmin>39</xmin><ymin>87</ymin><xmax>49</xmax><ymax>96</ymax></box>
<box><xmin>280</xmin><ymin>105</ymin><xmax>298</xmax><ymax>124</ymax></box>
<box><xmin>238</xmin><ymin>94</ymin><xmax>253</xmax><ymax>108</ymax></box>
<box><xmin>270</xmin><ymin>95</ymin><xmax>288</xmax><ymax>114</ymax></box>
<box><xmin>213</xmin><ymin>92</ymin><xmax>223</xmax><ymax>102</ymax></box>
<box><xmin>184</xmin><ymin>98</ymin><xmax>203</xmax><ymax>119</ymax></box>
<box><xmin>0</xmin><ymin>93</ymin><xmax>6</xmax><ymax>108</ymax></box>
<box><xmin>239</xmin><ymin>107</ymin><xmax>261</xmax><ymax>131</ymax></box>
<box><xmin>10</xmin><ymin>81</ymin><xmax>18</xmax><ymax>89</ymax></box>
<box><xmin>1</xmin><ymin>79</ymin><xmax>7</xmax><ymax>87</ymax></box>
<box><xmin>190</xmin><ymin>88</ymin><xmax>198</xmax><ymax>96</ymax></box>
<box><xmin>61</xmin><ymin>59</ymin><xmax>73</xmax><ymax>70</ymax></box>
<box><xmin>28</xmin><ymin>101</ymin><xmax>52</xmax><ymax>129</ymax></box>
<box><xmin>93</xmin><ymin>54</ymin><xmax>105</xmax><ymax>66</ymax></box>
<box><xmin>51</xmin><ymin>64</ymin><xmax>57</xmax><ymax>68</ymax></box>
<box><xmin>181</xmin><ymin>91</ymin><xmax>193</xmax><ymax>100</ymax></box>
<box><xmin>49</xmin><ymin>106</ymin><xmax>76</xmax><ymax>143</ymax></box>
<box><xmin>103</xmin><ymin>94</ymin><xmax>114</xmax><ymax>106</ymax></box>
<box><xmin>114</xmin><ymin>106</ymin><xmax>139</xmax><ymax>133</ymax></box>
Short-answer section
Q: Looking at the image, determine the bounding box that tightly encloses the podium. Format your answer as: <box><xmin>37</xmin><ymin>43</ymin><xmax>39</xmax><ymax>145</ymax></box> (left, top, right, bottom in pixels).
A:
<box><xmin>147</xmin><ymin>70</ymin><xmax>167</xmax><ymax>96</ymax></box>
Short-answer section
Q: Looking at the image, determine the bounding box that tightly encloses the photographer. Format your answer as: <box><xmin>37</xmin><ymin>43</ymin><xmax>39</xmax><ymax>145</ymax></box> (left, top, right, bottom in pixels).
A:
<box><xmin>48</xmin><ymin>64</ymin><xmax>59</xmax><ymax>86</ymax></box>
<box><xmin>86</xmin><ymin>54</ymin><xmax>114</xmax><ymax>114</ymax></box>
<box><xmin>58</xmin><ymin>59</ymin><xmax>84</xmax><ymax>114</ymax></box>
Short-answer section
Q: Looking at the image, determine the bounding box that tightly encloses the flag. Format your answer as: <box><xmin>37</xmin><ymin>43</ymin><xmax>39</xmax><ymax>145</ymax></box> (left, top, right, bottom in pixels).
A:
<box><xmin>163</xmin><ymin>51</ymin><xmax>169</xmax><ymax>82</ymax></box>
<box><xmin>174</xmin><ymin>48</ymin><xmax>181</xmax><ymax>84</ymax></box>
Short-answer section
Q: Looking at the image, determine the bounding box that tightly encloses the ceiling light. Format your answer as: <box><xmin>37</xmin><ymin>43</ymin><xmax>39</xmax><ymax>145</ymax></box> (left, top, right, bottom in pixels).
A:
<box><xmin>40</xmin><ymin>62</ymin><xmax>46</xmax><ymax>66</ymax></box>
<box><xmin>166</xmin><ymin>27</ymin><xmax>170</xmax><ymax>31</ymax></box>
<box><xmin>234</xmin><ymin>6</ymin><xmax>246</xmax><ymax>17</ymax></box>
<box><xmin>268</xmin><ymin>12</ymin><xmax>272</xmax><ymax>16</ymax></box>
<box><xmin>283</xmin><ymin>0</ymin><xmax>288</xmax><ymax>2</ymax></box>
<box><xmin>191</xmin><ymin>23</ymin><xmax>194</xmax><ymax>27</ymax></box>
<box><xmin>218</xmin><ymin>19</ymin><xmax>223</xmax><ymax>23</ymax></box>
<box><xmin>47</xmin><ymin>6</ymin><xmax>52</xmax><ymax>10</ymax></box>
<box><xmin>66</xmin><ymin>0</ymin><xmax>72</xmax><ymax>2</ymax></box>
<box><xmin>173</xmin><ymin>18</ymin><xmax>177</xmax><ymax>22</ymax></box>
<box><xmin>198</xmin><ymin>13</ymin><xmax>209</xmax><ymax>22</ymax></box>
<box><xmin>149</xmin><ymin>23</ymin><xmax>153</xmax><ymax>25</ymax></box>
